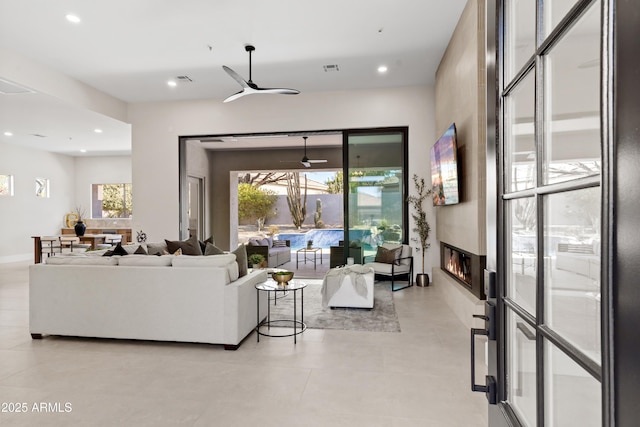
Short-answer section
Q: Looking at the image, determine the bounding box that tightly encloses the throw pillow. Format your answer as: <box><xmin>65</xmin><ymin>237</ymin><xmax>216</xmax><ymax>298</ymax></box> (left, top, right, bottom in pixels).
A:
<box><xmin>165</xmin><ymin>235</ymin><xmax>202</xmax><ymax>256</ymax></box>
<box><xmin>272</xmin><ymin>240</ymin><xmax>288</xmax><ymax>248</ymax></box>
<box><xmin>147</xmin><ymin>242</ymin><xmax>168</xmax><ymax>256</ymax></box>
<box><xmin>247</xmin><ymin>239</ymin><xmax>259</xmax><ymax>246</ymax></box>
<box><xmin>172</xmin><ymin>248</ymin><xmax>183</xmax><ymax>256</ymax></box>
<box><xmin>374</xmin><ymin>246</ymin><xmax>401</xmax><ymax>264</ymax></box>
<box><xmin>258</xmin><ymin>238</ymin><xmax>270</xmax><ymax>247</ymax></box>
<box><xmin>134</xmin><ymin>245</ymin><xmax>147</xmax><ymax>255</ymax></box>
<box><xmin>102</xmin><ymin>250</ymin><xmax>115</xmax><ymax>257</ymax></box>
<box><xmin>199</xmin><ymin>235</ymin><xmax>215</xmax><ymax>254</ymax></box>
<box><xmin>112</xmin><ymin>242</ymin><xmax>128</xmax><ymax>256</ymax></box>
<box><xmin>204</xmin><ymin>242</ymin><xmax>224</xmax><ymax>256</ymax></box>
<box><xmin>232</xmin><ymin>245</ymin><xmax>248</xmax><ymax>277</ymax></box>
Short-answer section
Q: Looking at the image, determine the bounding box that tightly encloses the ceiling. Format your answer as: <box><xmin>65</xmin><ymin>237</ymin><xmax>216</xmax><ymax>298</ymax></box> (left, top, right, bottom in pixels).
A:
<box><xmin>0</xmin><ymin>0</ymin><xmax>468</xmax><ymax>155</ymax></box>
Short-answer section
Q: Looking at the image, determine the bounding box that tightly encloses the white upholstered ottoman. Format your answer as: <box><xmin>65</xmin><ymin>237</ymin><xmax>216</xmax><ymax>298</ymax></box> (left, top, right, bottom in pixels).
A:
<box><xmin>321</xmin><ymin>265</ymin><xmax>375</xmax><ymax>309</ymax></box>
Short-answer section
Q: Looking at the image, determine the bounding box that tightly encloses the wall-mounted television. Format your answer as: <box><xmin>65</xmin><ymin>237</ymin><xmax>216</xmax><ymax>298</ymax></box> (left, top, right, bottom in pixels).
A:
<box><xmin>430</xmin><ymin>123</ymin><xmax>460</xmax><ymax>206</ymax></box>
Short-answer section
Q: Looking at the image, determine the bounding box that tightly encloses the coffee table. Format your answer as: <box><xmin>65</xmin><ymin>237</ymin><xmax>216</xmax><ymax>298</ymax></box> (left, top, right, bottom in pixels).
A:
<box><xmin>255</xmin><ymin>280</ymin><xmax>307</xmax><ymax>344</ymax></box>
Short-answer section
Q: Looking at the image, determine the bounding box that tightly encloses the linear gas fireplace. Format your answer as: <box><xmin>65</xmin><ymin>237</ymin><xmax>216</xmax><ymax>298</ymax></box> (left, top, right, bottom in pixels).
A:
<box><xmin>440</xmin><ymin>242</ymin><xmax>486</xmax><ymax>300</ymax></box>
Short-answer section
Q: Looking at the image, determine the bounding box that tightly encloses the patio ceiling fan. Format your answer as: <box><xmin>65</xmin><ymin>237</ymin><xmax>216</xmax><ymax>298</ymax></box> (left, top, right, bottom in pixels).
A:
<box><xmin>222</xmin><ymin>45</ymin><xmax>300</xmax><ymax>103</ymax></box>
<box><xmin>282</xmin><ymin>137</ymin><xmax>328</xmax><ymax>168</ymax></box>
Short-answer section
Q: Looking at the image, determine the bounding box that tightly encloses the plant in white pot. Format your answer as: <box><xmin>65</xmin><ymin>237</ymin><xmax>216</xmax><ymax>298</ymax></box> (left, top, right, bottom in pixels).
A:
<box><xmin>248</xmin><ymin>254</ymin><xmax>265</xmax><ymax>269</ymax></box>
<box><xmin>406</xmin><ymin>174</ymin><xmax>432</xmax><ymax>287</ymax></box>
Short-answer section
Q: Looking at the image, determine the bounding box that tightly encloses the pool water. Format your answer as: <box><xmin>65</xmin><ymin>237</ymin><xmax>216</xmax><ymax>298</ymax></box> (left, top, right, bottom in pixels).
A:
<box><xmin>277</xmin><ymin>229</ymin><xmax>344</xmax><ymax>250</ymax></box>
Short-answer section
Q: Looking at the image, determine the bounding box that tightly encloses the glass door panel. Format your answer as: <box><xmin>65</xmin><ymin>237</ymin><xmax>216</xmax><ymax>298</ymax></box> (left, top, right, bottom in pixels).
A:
<box><xmin>506</xmin><ymin>198</ymin><xmax>537</xmax><ymax>314</ymax></box>
<box><xmin>545</xmin><ymin>341</ymin><xmax>602</xmax><ymax>426</ymax></box>
<box><xmin>505</xmin><ymin>71</ymin><xmax>536</xmax><ymax>192</ymax></box>
<box><xmin>544</xmin><ymin>187</ymin><xmax>601</xmax><ymax>363</ymax></box>
<box><xmin>505</xmin><ymin>0</ymin><xmax>537</xmax><ymax>81</ymax></box>
<box><xmin>543</xmin><ymin>2</ymin><xmax>601</xmax><ymax>185</ymax></box>
<box><xmin>345</xmin><ymin>131</ymin><xmax>406</xmax><ymax>262</ymax></box>
<box><xmin>507</xmin><ymin>309</ymin><xmax>537</xmax><ymax>427</ymax></box>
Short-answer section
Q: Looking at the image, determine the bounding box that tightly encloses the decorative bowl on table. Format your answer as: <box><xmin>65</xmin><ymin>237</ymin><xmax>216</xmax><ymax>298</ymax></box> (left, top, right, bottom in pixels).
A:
<box><xmin>271</xmin><ymin>271</ymin><xmax>294</xmax><ymax>287</ymax></box>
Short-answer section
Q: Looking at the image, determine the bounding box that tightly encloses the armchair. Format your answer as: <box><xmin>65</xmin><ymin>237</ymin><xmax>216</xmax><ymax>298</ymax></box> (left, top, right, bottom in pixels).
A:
<box><xmin>363</xmin><ymin>243</ymin><xmax>413</xmax><ymax>292</ymax></box>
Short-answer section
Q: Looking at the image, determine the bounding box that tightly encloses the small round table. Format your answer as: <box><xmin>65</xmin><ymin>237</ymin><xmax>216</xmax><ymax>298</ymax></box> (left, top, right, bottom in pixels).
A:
<box><xmin>255</xmin><ymin>280</ymin><xmax>307</xmax><ymax>344</ymax></box>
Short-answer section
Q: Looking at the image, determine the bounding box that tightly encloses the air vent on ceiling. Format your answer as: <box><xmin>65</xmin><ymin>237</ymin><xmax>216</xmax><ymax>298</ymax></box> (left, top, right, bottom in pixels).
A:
<box><xmin>323</xmin><ymin>64</ymin><xmax>340</xmax><ymax>72</ymax></box>
<box><xmin>0</xmin><ymin>78</ymin><xmax>35</xmax><ymax>94</ymax></box>
<box><xmin>176</xmin><ymin>75</ymin><xmax>193</xmax><ymax>82</ymax></box>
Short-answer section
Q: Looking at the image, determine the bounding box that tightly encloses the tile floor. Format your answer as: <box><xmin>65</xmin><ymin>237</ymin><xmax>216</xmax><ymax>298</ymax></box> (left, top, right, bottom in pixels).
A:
<box><xmin>0</xmin><ymin>261</ymin><xmax>487</xmax><ymax>426</ymax></box>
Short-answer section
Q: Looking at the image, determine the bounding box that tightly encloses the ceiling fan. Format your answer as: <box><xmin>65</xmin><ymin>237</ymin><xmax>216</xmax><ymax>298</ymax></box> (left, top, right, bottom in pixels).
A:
<box><xmin>282</xmin><ymin>137</ymin><xmax>328</xmax><ymax>168</ymax></box>
<box><xmin>222</xmin><ymin>45</ymin><xmax>300</xmax><ymax>103</ymax></box>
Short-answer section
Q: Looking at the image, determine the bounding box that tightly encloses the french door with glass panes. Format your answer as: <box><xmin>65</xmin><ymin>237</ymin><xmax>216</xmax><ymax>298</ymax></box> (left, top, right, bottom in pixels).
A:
<box><xmin>490</xmin><ymin>0</ymin><xmax>612</xmax><ymax>425</ymax></box>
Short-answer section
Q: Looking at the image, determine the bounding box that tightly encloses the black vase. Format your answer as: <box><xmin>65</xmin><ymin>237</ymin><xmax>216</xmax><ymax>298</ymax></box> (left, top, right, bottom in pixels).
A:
<box><xmin>74</xmin><ymin>221</ymin><xmax>86</xmax><ymax>237</ymax></box>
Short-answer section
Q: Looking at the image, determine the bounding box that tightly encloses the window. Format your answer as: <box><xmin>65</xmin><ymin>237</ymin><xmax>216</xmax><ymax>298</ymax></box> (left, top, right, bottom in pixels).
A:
<box><xmin>91</xmin><ymin>183</ymin><xmax>133</xmax><ymax>218</ymax></box>
<box><xmin>0</xmin><ymin>174</ymin><xmax>14</xmax><ymax>196</ymax></box>
<box><xmin>35</xmin><ymin>178</ymin><xmax>50</xmax><ymax>198</ymax></box>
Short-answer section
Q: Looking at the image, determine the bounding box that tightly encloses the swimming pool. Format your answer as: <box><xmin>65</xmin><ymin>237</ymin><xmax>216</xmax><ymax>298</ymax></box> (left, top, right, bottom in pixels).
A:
<box><xmin>277</xmin><ymin>229</ymin><xmax>344</xmax><ymax>250</ymax></box>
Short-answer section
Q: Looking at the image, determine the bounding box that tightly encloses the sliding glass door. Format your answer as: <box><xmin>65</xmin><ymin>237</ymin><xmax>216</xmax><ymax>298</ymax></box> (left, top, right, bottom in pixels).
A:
<box><xmin>343</xmin><ymin>129</ymin><xmax>408</xmax><ymax>263</ymax></box>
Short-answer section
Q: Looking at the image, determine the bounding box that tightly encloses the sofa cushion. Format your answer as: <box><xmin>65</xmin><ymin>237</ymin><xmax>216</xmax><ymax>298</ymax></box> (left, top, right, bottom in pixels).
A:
<box><xmin>171</xmin><ymin>253</ymin><xmax>236</xmax><ymax>267</ymax></box>
<box><xmin>259</xmin><ymin>238</ymin><xmax>270</xmax><ymax>247</ymax></box>
<box><xmin>118</xmin><ymin>254</ymin><xmax>173</xmax><ymax>266</ymax></box>
<box><xmin>374</xmin><ymin>245</ymin><xmax>401</xmax><ymax>264</ymax></box>
<box><xmin>165</xmin><ymin>235</ymin><xmax>202</xmax><ymax>256</ymax></box>
<box><xmin>45</xmin><ymin>256</ymin><xmax>119</xmax><ymax>266</ymax></box>
<box><xmin>232</xmin><ymin>245</ymin><xmax>248</xmax><ymax>277</ymax></box>
<box><xmin>247</xmin><ymin>239</ymin><xmax>259</xmax><ymax>246</ymax></box>
<box><xmin>204</xmin><ymin>242</ymin><xmax>224</xmax><ymax>256</ymax></box>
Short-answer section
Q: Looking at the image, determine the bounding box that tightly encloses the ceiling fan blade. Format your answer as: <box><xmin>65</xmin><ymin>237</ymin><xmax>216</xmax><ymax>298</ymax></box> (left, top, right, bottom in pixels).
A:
<box><xmin>256</xmin><ymin>87</ymin><xmax>300</xmax><ymax>95</ymax></box>
<box><xmin>307</xmin><ymin>159</ymin><xmax>328</xmax><ymax>163</ymax></box>
<box><xmin>301</xmin><ymin>161</ymin><xmax>311</xmax><ymax>168</ymax></box>
<box><xmin>222</xmin><ymin>66</ymin><xmax>250</xmax><ymax>88</ymax></box>
<box><xmin>223</xmin><ymin>90</ymin><xmax>248</xmax><ymax>103</ymax></box>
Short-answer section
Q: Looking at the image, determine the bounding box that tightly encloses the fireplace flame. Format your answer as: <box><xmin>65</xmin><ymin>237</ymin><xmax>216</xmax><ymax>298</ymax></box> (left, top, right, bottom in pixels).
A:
<box><xmin>445</xmin><ymin>250</ymin><xmax>471</xmax><ymax>284</ymax></box>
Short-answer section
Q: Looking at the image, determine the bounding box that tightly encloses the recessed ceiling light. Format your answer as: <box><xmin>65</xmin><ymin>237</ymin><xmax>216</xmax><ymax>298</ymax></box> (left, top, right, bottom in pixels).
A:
<box><xmin>65</xmin><ymin>14</ymin><xmax>81</xmax><ymax>24</ymax></box>
<box><xmin>378</xmin><ymin>65</ymin><xmax>388</xmax><ymax>73</ymax></box>
<box><xmin>94</xmin><ymin>129</ymin><xmax>102</xmax><ymax>133</ymax></box>
<box><xmin>80</xmin><ymin>149</ymin><xmax>87</xmax><ymax>153</ymax></box>
<box><xmin>167</xmin><ymin>80</ymin><xmax>177</xmax><ymax>87</ymax></box>
<box><xmin>3</xmin><ymin>131</ymin><xmax>12</xmax><ymax>136</ymax></box>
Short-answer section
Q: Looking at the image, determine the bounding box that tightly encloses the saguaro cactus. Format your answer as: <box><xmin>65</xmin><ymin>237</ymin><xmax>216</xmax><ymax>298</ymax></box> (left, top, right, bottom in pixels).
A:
<box><xmin>286</xmin><ymin>172</ymin><xmax>307</xmax><ymax>229</ymax></box>
<box><xmin>313</xmin><ymin>199</ymin><xmax>324</xmax><ymax>228</ymax></box>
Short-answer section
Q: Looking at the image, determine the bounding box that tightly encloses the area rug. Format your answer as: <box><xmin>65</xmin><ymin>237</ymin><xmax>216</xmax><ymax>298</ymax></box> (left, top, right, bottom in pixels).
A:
<box><xmin>267</xmin><ymin>281</ymin><xmax>401</xmax><ymax>333</ymax></box>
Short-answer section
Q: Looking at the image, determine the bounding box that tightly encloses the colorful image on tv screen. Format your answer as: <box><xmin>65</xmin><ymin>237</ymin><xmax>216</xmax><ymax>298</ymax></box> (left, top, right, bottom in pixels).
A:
<box><xmin>430</xmin><ymin>124</ymin><xmax>459</xmax><ymax>206</ymax></box>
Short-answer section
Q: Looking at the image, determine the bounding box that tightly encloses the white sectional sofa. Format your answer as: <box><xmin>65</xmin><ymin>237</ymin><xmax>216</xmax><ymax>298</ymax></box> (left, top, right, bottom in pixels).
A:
<box><xmin>29</xmin><ymin>252</ymin><xmax>268</xmax><ymax>350</ymax></box>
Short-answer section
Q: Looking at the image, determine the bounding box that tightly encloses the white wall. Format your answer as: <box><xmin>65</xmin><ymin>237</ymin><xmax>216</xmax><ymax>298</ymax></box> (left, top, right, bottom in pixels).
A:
<box><xmin>74</xmin><ymin>155</ymin><xmax>132</xmax><ymax>218</ymax></box>
<box><xmin>128</xmin><ymin>85</ymin><xmax>440</xmax><ymax>276</ymax></box>
<box><xmin>0</xmin><ymin>141</ymin><xmax>75</xmax><ymax>262</ymax></box>
<box><xmin>0</xmin><ymin>147</ymin><xmax>132</xmax><ymax>263</ymax></box>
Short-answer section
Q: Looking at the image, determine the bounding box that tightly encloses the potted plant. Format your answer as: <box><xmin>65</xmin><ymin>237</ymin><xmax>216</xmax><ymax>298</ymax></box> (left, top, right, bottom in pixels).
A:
<box><xmin>406</xmin><ymin>174</ymin><xmax>432</xmax><ymax>287</ymax></box>
<box><xmin>248</xmin><ymin>253</ymin><xmax>265</xmax><ymax>269</ymax></box>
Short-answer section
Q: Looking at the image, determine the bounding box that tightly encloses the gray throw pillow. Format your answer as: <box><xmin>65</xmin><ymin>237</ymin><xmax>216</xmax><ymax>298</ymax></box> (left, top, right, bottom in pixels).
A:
<box><xmin>165</xmin><ymin>235</ymin><xmax>202</xmax><ymax>256</ymax></box>
<box><xmin>374</xmin><ymin>246</ymin><xmax>401</xmax><ymax>264</ymax></box>
<box><xmin>272</xmin><ymin>240</ymin><xmax>287</xmax><ymax>248</ymax></box>
<box><xmin>204</xmin><ymin>242</ymin><xmax>224</xmax><ymax>256</ymax></box>
<box><xmin>134</xmin><ymin>245</ymin><xmax>147</xmax><ymax>255</ymax></box>
<box><xmin>199</xmin><ymin>236</ymin><xmax>215</xmax><ymax>254</ymax></box>
<box><xmin>232</xmin><ymin>245</ymin><xmax>248</xmax><ymax>277</ymax></box>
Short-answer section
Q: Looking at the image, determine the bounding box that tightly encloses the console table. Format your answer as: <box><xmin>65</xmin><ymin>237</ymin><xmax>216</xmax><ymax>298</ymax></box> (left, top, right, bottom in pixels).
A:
<box><xmin>61</xmin><ymin>227</ymin><xmax>132</xmax><ymax>244</ymax></box>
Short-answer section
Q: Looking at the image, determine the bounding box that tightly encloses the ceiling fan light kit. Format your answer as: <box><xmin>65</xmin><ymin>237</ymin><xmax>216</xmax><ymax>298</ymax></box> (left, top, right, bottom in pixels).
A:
<box><xmin>222</xmin><ymin>45</ymin><xmax>300</xmax><ymax>103</ymax></box>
